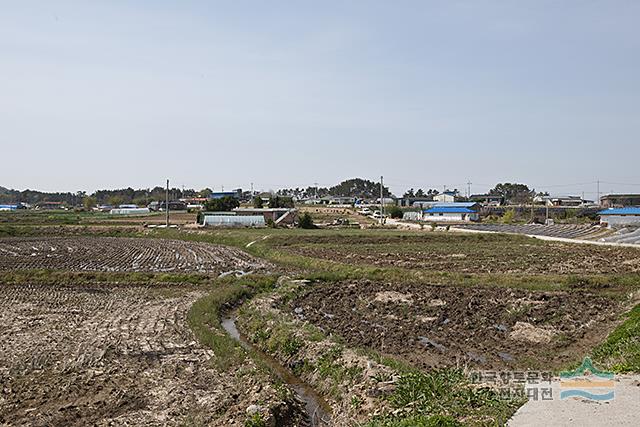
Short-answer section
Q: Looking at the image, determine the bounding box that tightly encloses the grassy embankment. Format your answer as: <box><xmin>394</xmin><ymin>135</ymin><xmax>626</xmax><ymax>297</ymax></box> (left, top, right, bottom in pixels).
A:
<box><xmin>591</xmin><ymin>304</ymin><xmax>640</xmax><ymax>373</ymax></box>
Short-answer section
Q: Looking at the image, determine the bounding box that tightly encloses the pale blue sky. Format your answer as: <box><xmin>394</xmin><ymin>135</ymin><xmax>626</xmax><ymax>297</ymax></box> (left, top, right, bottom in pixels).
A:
<box><xmin>1</xmin><ymin>1</ymin><xmax>639</xmax><ymax>197</ymax></box>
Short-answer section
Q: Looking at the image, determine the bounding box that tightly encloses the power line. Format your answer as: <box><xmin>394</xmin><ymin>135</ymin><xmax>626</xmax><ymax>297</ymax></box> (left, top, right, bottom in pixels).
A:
<box><xmin>599</xmin><ymin>181</ymin><xmax>640</xmax><ymax>186</ymax></box>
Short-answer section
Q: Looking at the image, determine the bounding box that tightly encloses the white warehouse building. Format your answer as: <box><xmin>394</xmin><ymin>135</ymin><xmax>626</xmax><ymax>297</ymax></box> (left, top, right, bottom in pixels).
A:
<box><xmin>422</xmin><ymin>202</ymin><xmax>481</xmax><ymax>222</ymax></box>
<box><xmin>598</xmin><ymin>208</ymin><xmax>640</xmax><ymax>228</ymax></box>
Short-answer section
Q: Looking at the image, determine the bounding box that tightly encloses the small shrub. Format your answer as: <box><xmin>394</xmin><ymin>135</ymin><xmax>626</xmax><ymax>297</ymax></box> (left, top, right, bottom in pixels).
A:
<box><xmin>281</xmin><ymin>336</ymin><xmax>303</xmax><ymax>356</ymax></box>
<box><xmin>387</xmin><ymin>206</ymin><xmax>403</xmax><ymax>219</ymax></box>
<box><xmin>244</xmin><ymin>413</ymin><xmax>266</xmax><ymax>427</ymax></box>
<box><xmin>501</xmin><ymin>209</ymin><xmax>516</xmax><ymax>224</ymax></box>
<box><xmin>298</xmin><ymin>212</ymin><xmax>316</xmax><ymax>229</ymax></box>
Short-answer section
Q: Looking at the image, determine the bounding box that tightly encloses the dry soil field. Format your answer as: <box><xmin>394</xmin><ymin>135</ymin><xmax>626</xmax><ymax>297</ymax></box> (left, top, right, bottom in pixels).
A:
<box><xmin>0</xmin><ymin>236</ymin><xmax>287</xmax><ymax>426</ymax></box>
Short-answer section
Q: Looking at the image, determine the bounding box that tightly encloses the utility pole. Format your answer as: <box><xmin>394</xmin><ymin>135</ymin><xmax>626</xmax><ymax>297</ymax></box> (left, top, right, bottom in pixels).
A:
<box><xmin>466</xmin><ymin>181</ymin><xmax>472</xmax><ymax>199</ymax></box>
<box><xmin>531</xmin><ymin>194</ymin><xmax>535</xmax><ymax>222</ymax></box>
<box><xmin>380</xmin><ymin>175</ymin><xmax>384</xmax><ymax>225</ymax></box>
<box><xmin>546</xmin><ymin>200</ymin><xmax>549</xmax><ymax>224</ymax></box>
<box><xmin>165</xmin><ymin>179</ymin><xmax>169</xmax><ymax>227</ymax></box>
<box><xmin>597</xmin><ymin>180</ymin><xmax>600</xmax><ymax>206</ymax></box>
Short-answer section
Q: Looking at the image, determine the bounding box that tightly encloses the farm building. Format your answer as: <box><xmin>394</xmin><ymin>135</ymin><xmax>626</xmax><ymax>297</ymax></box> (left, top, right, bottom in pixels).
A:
<box><xmin>96</xmin><ymin>205</ymin><xmax>113</xmax><ymax>212</ymax></box>
<box><xmin>234</xmin><ymin>208</ymin><xmax>298</xmax><ymax>226</ymax></box>
<box><xmin>181</xmin><ymin>197</ymin><xmax>208</xmax><ymax>210</ymax></box>
<box><xmin>109</xmin><ymin>208</ymin><xmax>151</xmax><ymax>215</ymax></box>
<box><xmin>433</xmin><ymin>191</ymin><xmax>461</xmax><ymax>203</ymax></box>
<box><xmin>148</xmin><ymin>200</ymin><xmax>187</xmax><ymax>211</ymax></box>
<box><xmin>397</xmin><ymin>197</ymin><xmax>434</xmax><ymax>207</ymax></box>
<box><xmin>201</xmin><ymin>214</ymin><xmax>266</xmax><ymax>228</ymax></box>
<box><xmin>470</xmin><ymin>194</ymin><xmax>504</xmax><ymax>206</ymax></box>
<box><xmin>320</xmin><ymin>196</ymin><xmax>356</xmax><ymax>205</ymax></box>
<box><xmin>550</xmin><ymin>196</ymin><xmax>593</xmax><ymax>207</ymax></box>
<box><xmin>35</xmin><ymin>201</ymin><xmax>64</xmax><ymax>210</ymax></box>
<box><xmin>422</xmin><ymin>202</ymin><xmax>480</xmax><ymax>222</ymax></box>
<box><xmin>0</xmin><ymin>204</ymin><xmax>18</xmax><ymax>211</ymax></box>
<box><xmin>598</xmin><ymin>208</ymin><xmax>640</xmax><ymax>228</ymax></box>
<box><xmin>601</xmin><ymin>194</ymin><xmax>640</xmax><ymax>208</ymax></box>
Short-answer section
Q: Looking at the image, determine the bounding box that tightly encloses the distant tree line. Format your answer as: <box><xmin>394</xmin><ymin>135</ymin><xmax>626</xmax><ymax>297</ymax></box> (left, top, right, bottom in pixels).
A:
<box><xmin>1</xmin><ymin>180</ymin><xmax>547</xmax><ymax>207</ymax></box>
<box><xmin>0</xmin><ymin>186</ymin><xmax>85</xmax><ymax>206</ymax></box>
<box><xmin>0</xmin><ymin>186</ymin><xmax>213</xmax><ymax>206</ymax></box>
<box><xmin>278</xmin><ymin>178</ymin><xmax>392</xmax><ymax>199</ymax></box>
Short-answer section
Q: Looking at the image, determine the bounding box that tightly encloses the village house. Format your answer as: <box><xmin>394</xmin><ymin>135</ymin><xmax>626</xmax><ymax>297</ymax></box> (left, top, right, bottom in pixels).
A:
<box><xmin>422</xmin><ymin>202</ymin><xmax>481</xmax><ymax>222</ymax></box>
<box><xmin>601</xmin><ymin>194</ymin><xmax>640</xmax><ymax>208</ymax></box>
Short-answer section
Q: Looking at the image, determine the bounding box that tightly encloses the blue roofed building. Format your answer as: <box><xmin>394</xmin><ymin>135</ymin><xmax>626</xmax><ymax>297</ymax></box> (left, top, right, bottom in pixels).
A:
<box><xmin>598</xmin><ymin>207</ymin><xmax>640</xmax><ymax>228</ymax></box>
<box><xmin>422</xmin><ymin>202</ymin><xmax>480</xmax><ymax>222</ymax></box>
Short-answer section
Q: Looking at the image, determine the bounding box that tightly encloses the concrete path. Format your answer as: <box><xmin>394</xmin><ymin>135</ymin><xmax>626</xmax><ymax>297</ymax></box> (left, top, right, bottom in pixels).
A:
<box><xmin>508</xmin><ymin>375</ymin><xmax>640</xmax><ymax>426</ymax></box>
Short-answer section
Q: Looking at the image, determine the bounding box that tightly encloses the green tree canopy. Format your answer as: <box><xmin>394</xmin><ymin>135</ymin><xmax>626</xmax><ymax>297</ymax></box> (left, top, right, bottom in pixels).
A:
<box><xmin>489</xmin><ymin>183</ymin><xmax>535</xmax><ymax>204</ymax></box>
<box><xmin>328</xmin><ymin>178</ymin><xmax>392</xmax><ymax>199</ymax></box>
<box><xmin>205</xmin><ymin>196</ymin><xmax>239</xmax><ymax>212</ymax></box>
<box><xmin>268</xmin><ymin>196</ymin><xmax>294</xmax><ymax>208</ymax></box>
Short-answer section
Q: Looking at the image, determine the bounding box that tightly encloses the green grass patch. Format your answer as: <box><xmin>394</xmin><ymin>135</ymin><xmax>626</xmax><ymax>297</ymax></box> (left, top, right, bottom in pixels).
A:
<box><xmin>367</xmin><ymin>369</ymin><xmax>523</xmax><ymax>427</ymax></box>
<box><xmin>186</xmin><ymin>275</ymin><xmax>278</xmax><ymax>370</ymax></box>
<box><xmin>591</xmin><ymin>304</ymin><xmax>640</xmax><ymax>373</ymax></box>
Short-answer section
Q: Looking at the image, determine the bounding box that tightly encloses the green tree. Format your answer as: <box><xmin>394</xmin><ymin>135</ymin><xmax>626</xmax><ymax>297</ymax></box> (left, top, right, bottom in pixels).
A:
<box><xmin>268</xmin><ymin>196</ymin><xmax>294</xmax><ymax>208</ymax></box>
<box><xmin>328</xmin><ymin>178</ymin><xmax>392</xmax><ymax>199</ymax></box>
<box><xmin>83</xmin><ymin>196</ymin><xmax>96</xmax><ymax>210</ymax></box>
<box><xmin>205</xmin><ymin>196</ymin><xmax>239</xmax><ymax>212</ymax></box>
<box><xmin>199</xmin><ymin>188</ymin><xmax>213</xmax><ymax>198</ymax></box>
<box><xmin>403</xmin><ymin>188</ymin><xmax>415</xmax><ymax>198</ymax></box>
<box><xmin>387</xmin><ymin>205</ymin><xmax>403</xmax><ymax>219</ymax></box>
<box><xmin>298</xmin><ymin>212</ymin><xmax>316</xmax><ymax>229</ymax></box>
<box><xmin>489</xmin><ymin>183</ymin><xmax>534</xmax><ymax>205</ymax></box>
<box><xmin>107</xmin><ymin>195</ymin><xmax>124</xmax><ymax>207</ymax></box>
<box><xmin>253</xmin><ymin>196</ymin><xmax>264</xmax><ymax>208</ymax></box>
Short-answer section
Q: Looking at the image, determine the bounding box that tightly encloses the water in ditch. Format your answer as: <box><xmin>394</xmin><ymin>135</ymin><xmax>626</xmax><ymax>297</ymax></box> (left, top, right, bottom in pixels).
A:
<box><xmin>221</xmin><ymin>316</ymin><xmax>332</xmax><ymax>426</ymax></box>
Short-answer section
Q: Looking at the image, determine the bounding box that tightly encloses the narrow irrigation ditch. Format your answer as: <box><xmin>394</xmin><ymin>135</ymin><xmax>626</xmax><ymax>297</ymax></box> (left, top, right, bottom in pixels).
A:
<box><xmin>222</xmin><ymin>312</ymin><xmax>333</xmax><ymax>426</ymax></box>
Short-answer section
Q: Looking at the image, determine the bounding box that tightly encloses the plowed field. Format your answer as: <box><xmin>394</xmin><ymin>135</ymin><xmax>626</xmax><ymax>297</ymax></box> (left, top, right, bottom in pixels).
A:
<box><xmin>0</xmin><ymin>237</ymin><xmax>272</xmax><ymax>274</ymax></box>
<box><xmin>0</xmin><ymin>282</ymin><xmax>281</xmax><ymax>426</ymax></box>
<box><xmin>290</xmin><ymin>280</ymin><xmax>624</xmax><ymax>370</ymax></box>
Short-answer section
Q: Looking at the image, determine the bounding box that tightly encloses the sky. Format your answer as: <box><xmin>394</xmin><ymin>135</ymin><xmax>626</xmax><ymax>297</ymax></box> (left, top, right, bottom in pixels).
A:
<box><xmin>1</xmin><ymin>1</ymin><xmax>639</xmax><ymax>198</ymax></box>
